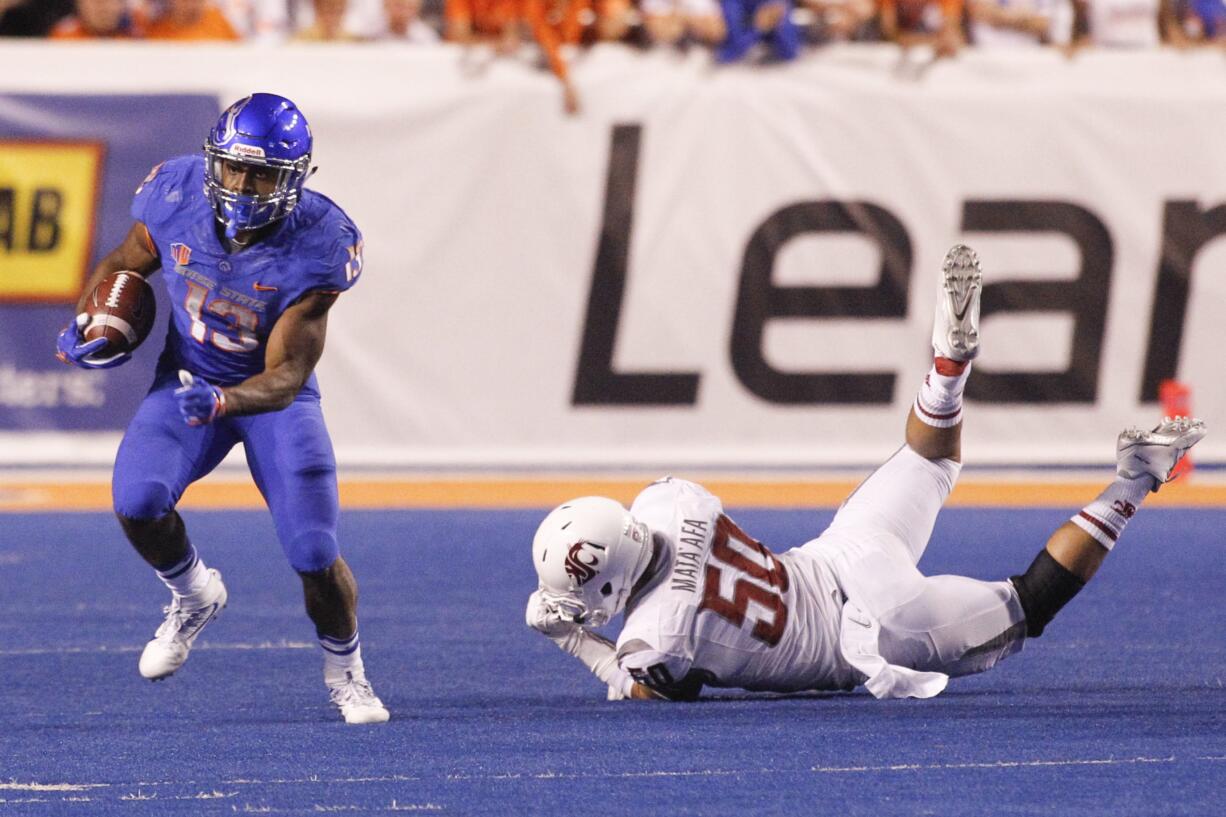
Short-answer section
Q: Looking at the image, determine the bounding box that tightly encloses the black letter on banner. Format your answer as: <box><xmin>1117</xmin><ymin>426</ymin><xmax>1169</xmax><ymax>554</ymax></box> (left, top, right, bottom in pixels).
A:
<box><xmin>28</xmin><ymin>188</ymin><xmax>63</xmax><ymax>253</ymax></box>
<box><xmin>0</xmin><ymin>188</ymin><xmax>13</xmax><ymax>251</ymax></box>
<box><xmin>730</xmin><ymin>201</ymin><xmax>911</xmax><ymax>404</ymax></box>
<box><xmin>1139</xmin><ymin>201</ymin><xmax>1226</xmax><ymax>401</ymax></box>
<box><xmin>573</xmin><ymin>125</ymin><xmax>700</xmax><ymax>406</ymax></box>
<box><xmin>962</xmin><ymin>201</ymin><xmax>1111</xmax><ymax>403</ymax></box>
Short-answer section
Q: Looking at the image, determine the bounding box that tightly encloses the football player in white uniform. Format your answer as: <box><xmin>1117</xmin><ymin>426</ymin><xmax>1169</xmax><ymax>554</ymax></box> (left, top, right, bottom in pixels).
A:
<box><xmin>526</xmin><ymin>244</ymin><xmax>1206</xmax><ymax>702</ymax></box>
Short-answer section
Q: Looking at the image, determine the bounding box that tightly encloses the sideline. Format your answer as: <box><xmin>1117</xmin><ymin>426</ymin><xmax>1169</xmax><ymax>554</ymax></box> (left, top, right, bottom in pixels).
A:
<box><xmin>0</xmin><ymin>476</ymin><xmax>1222</xmax><ymax>511</ymax></box>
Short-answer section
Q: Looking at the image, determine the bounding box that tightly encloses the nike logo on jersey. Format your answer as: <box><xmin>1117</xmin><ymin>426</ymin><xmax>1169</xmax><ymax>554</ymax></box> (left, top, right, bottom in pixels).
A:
<box><xmin>252</xmin><ymin>282</ymin><xmax>278</xmax><ymax>292</ymax></box>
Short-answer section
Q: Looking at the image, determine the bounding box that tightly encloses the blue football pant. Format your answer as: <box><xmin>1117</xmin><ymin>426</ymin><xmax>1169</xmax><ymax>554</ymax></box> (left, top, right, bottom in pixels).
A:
<box><xmin>112</xmin><ymin>372</ymin><xmax>341</xmax><ymax>573</ymax></box>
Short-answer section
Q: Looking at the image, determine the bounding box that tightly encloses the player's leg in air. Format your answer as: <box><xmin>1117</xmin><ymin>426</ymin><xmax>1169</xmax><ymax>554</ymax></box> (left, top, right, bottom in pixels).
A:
<box><xmin>112</xmin><ymin>372</ymin><xmax>238</xmax><ymax>682</ymax></box>
<box><xmin>817</xmin><ymin>243</ymin><xmax>981</xmax><ymax>568</ymax></box>
<box><xmin>1007</xmin><ymin>417</ymin><xmax>1205</xmax><ymax>637</ymax></box>
<box><xmin>821</xmin><ymin>245</ymin><xmax>1206</xmax><ymax>690</ymax></box>
<box><xmin>803</xmin><ymin>244</ymin><xmax>1014</xmax><ymax>698</ymax></box>
<box><xmin>238</xmin><ymin>403</ymin><xmax>389</xmax><ymax>725</ymax></box>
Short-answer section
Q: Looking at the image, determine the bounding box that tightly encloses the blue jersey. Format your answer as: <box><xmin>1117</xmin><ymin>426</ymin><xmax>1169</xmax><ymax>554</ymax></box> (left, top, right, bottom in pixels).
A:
<box><xmin>131</xmin><ymin>155</ymin><xmax>363</xmax><ymax>395</ymax></box>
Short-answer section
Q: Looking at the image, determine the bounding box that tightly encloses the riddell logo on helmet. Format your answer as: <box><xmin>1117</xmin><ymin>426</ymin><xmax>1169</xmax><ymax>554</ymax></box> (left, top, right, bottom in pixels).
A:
<box><xmin>230</xmin><ymin>144</ymin><xmax>266</xmax><ymax>159</ymax></box>
<box><xmin>564</xmin><ymin>542</ymin><xmax>604</xmax><ymax>586</ymax></box>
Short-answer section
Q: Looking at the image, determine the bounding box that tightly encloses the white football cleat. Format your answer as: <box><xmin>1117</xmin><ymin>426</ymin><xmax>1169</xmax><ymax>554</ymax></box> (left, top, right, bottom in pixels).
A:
<box><xmin>932</xmin><ymin>244</ymin><xmax>983</xmax><ymax>362</ymax></box>
<box><xmin>1117</xmin><ymin>416</ymin><xmax>1207</xmax><ymax>490</ymax></box>
<box><xmin>139</xmin><ymin>568</ymin><xmax>227</xmax><ymax>680</ymax></box>
<box><xmin>327</xmin><ymin>669</ymin><xmax>390</xmax><ymax>724</ymax></box>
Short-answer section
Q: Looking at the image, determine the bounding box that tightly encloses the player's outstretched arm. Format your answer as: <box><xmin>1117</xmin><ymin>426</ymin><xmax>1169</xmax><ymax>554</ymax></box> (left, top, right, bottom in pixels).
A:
<box><xmin>525</xmin><ymin>591</ymin><xmax>663</xmax><ymax>701</ymax></box>
<box><xmin>217</xmin><ymin>290</ymin><xmax>337</xmax><ymax>417</ymax></box>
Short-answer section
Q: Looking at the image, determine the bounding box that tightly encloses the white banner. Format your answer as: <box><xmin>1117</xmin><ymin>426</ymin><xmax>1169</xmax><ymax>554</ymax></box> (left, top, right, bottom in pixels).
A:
<box><xmin>1</xmin><ymin>44</ymin><xmax>1223</xmax><ymax>468</ymax></box>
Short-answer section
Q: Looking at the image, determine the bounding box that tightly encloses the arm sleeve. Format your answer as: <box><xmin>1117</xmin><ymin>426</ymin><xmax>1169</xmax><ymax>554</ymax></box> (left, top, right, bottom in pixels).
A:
<box><xmin>291</xmin><ymin>215</ymin><xmax>364</xmax><ymax>303</ymax></box>
<box><xmin>130</xmin><ymin>156</ymin><xmax>197</xmax><ymax>236</ymax></box>
<box><xmin>130</xmin><ymin>162</ymin><xmax>168</xmax><ymax>226</ymax></box>
<box><xmin>548</xmin><ymin>628</ymin><xmax>637</xmax><ymax>699</ymax></box>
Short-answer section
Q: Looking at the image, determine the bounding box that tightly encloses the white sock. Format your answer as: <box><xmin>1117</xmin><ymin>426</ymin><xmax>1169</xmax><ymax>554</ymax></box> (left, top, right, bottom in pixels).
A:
<box><xmin>1070</xmin><ymin>476</ymin><xmax>1152</xmax><ymax>550</ymax></box>
<box><xmin>914</xmin><ymin>362</ymin><xmax>971</xmax><ymax>428</ymax></box>
<box><xmin>155</xmin><ymin>544</ymin><xmax>210</xmax><ymax>598</ymax></box>
<box><xmin>320</xmin><ymin>630</ymin><xmax>364</xmax><ymax>683</ymax></box>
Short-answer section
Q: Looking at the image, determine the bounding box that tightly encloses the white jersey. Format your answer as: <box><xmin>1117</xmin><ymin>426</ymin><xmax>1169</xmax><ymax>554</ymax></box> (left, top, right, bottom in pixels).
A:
<box><xmin>615</xmin><ymin>478</ymin><xmax>861</xmax><ymax>697</ymax></box>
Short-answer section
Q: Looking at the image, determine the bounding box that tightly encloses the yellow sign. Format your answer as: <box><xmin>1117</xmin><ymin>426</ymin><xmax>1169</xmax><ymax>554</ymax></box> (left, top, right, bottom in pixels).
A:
<box><xmin>0</xmin><ymin>141</ymin><xmax>105</xmax><ymax>302</ymax></box>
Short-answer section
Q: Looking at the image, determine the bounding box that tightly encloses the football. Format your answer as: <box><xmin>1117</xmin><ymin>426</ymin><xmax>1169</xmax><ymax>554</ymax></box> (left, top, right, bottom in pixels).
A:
<box><xmin>83</xmin><ymin>270</ymin><xmax>157</xmax><ymax>355</ymax></box>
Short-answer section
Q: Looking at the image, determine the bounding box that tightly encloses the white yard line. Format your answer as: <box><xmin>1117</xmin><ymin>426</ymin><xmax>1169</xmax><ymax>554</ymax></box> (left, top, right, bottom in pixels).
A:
<box><xmin>5</xmin><ymin>753</ymin><xmax>1220</xmax><ymax>800</ymax></box>
<box><xmin>0</xmin><ymin>641</ymin><xmax>313</xmax><ymax>656</ymax></box>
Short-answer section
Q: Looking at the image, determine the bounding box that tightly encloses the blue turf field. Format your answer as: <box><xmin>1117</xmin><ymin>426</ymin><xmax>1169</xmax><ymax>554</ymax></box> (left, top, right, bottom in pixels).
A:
<box><xmin>1</xmin><ymin>506</ymin><xmax>1223</xmax><ymax>816</ymax></box>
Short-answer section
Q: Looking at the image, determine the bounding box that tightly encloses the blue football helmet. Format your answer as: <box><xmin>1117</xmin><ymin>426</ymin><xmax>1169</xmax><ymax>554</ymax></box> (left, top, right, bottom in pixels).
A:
<box><xmin>204</xmin><ymin>93</ymin><xmax>313</xmax><ymax>239</ymax></box>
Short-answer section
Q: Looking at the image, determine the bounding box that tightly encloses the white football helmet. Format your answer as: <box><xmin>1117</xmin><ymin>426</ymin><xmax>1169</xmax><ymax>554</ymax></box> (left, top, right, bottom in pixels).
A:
<box><xmin>531</xmin><ymin>496</ymin><xmax>653</xmax><ymax>627</ymax></box>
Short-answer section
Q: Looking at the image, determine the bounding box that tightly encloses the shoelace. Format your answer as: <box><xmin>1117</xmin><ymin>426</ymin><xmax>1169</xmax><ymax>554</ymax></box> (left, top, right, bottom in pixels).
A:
<box><xmin>329</xmin><ymin>678</ymin><xmax>380</xmax><ymax>709</ymax></box>
<box><xmin>156</xmin><ymin>598</ymin><xmax>213</xmax><ymax>639</ymax></box>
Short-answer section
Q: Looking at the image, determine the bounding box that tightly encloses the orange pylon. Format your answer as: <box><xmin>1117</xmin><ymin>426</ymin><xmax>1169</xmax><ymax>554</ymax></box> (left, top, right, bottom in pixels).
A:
<box><xmin>1159</xmin><ymin>380</ymin><xmax>1194</xmax><ymax>482</ymax></box>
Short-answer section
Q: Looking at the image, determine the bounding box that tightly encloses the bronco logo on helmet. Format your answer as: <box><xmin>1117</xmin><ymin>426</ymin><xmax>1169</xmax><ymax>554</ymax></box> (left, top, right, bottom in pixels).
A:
<box><xmin>217</xmin><ymin>96</ymin><xmax>251</xmax><ymax>145</ymax></box>
<box><xmin>564</xmin><ymin>541</ymin><xmax>605</xmax><ymax>586</ymax></box>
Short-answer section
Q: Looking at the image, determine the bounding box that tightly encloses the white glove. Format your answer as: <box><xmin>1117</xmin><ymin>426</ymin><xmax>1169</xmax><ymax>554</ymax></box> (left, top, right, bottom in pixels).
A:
<box><xmin>525</xmin><ymin>589</ymin><xmax>579</xmax><ymax>639</ymax></box>
<box><xmin>528</xmin><ymin>589</ymin><xmax>636</xmax><ymax>699</ymax></box>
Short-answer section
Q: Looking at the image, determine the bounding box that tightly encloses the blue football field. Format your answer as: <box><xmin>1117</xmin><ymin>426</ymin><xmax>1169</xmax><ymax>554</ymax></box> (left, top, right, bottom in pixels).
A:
<box><xmin>1</xmin><ymin>506</ymin><xmax>1222</xmax><ymax>816</ymax></box>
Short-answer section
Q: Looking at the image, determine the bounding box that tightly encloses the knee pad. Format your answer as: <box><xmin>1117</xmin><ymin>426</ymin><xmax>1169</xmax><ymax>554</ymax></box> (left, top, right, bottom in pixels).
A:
<box><xmin>286</xmin><ymin>529</ymin><xmax>339</xmax><ymax>574</ymax></box>
<box><xmin>113</xmin><ymin>479</ymin><xmax>175</xmax><ymax>521</ymax></box>
<box><xmin>1009</xmin><ymin>549</ymin><xmax>1085</xmax><ymax>638</ymax></box>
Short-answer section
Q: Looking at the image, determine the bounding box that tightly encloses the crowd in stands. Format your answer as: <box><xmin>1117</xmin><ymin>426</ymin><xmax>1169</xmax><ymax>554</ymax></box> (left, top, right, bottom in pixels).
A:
<box><xmin>2</xmin><ymin>0</ymin><xmax>1222</xmax><ymax>112</ymax></box>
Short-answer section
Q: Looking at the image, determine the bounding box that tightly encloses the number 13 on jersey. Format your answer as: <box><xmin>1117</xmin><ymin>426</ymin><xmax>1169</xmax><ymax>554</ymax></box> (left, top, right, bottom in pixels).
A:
<box><xmin>699</xmin><ymin>515</ymin><xmax>790</xmax><ymax>646</ymax></box>
<box><xmin>183</xmin><ymin>280</ymin><xmax>259</xmax><ymax>352</ymax></box>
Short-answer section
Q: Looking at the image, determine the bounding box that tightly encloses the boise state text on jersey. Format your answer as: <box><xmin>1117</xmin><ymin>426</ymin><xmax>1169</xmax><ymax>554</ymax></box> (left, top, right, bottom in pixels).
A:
<box><xmin>131</xmin><ymin>155</ymin><xmax>363</xmax><ymax>394</ymax></box>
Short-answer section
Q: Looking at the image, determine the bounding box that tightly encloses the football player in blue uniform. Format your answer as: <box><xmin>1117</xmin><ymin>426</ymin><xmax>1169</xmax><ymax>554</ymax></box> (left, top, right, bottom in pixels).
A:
<box><xmin>55</xmin><ymin>93</ymin><xmax>389</xmax><ymax>724</ymax></box>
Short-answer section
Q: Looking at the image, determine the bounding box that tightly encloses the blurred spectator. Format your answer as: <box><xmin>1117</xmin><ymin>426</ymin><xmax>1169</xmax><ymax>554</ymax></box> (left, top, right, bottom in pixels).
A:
<box><xmin>968</xmin><ymin>0</ymin><xmax>1070</xmax><ymax>45</ymax></box>
<box><xmin>1067</xmin><ymin>0</ymin><xmax>1184</xmax><ymax>47</ymax></box>
<box><xmin>294</xmin><ymin>0</ymin><xmax>364</xmax><ymax>38</ymax></box>
<box><xmin>215</xmin><ymin>0</ymin><xmax>291</xmax><ymax>41</ymax></box>
<box><xmin>801</xmin><ymin>0</ymin><xmax>878</xmax><ymax>41</ymax></box>
<box><xmin>1176</xmin><ymin>0</ymin><xmax>1226</xmax><ymax>40</ymax></box>
<box><xmin>640</xmin><ymin>0</ymin><xmax>727</xmax><ymax>46</ymax></box>
<box><xmin>523</xmin><ymin>0</ymin><xmax>589</xmax><ymax>112</ymax></box>
<box><xmin>376</xmin><ymin>0</ymin><xmax>439</xmax><ymax>40</ymax></box>
<box><xmin>50</xmin><ymin>0</ymin><xmax>144</xmax><ymax>37</ymax></box>
<box><xmin>593</xmin><ymin>0</ymin><xmax>635</xmax><ymax>41</ymax></box>
<box><xmin>1</xmin><ymin>0</ymin><xmax>74</xmax><ymax>35</ymax></box>
<box><xmin>879</xmin><ymin>0</ymin><xmax>965</xmax><ymax>55</ymax></box>
<box><xmin>715</xmin><ymin>0</ymin><xmax>801</xmax><ymax>62</ymax></box>
<box><xmin>445</xmin><ymin>0</ymin><xmax>524</xmax><ymax>49</ymax></box>
<box><xmin>145</xmin><ymin>0</ymin><xmax>242</xmax><ymax>38</ymax></box>
<box><xmin>291</xmin><ymin>0</ymin><xmax>390</xmax><ymax>37</ymax></box>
